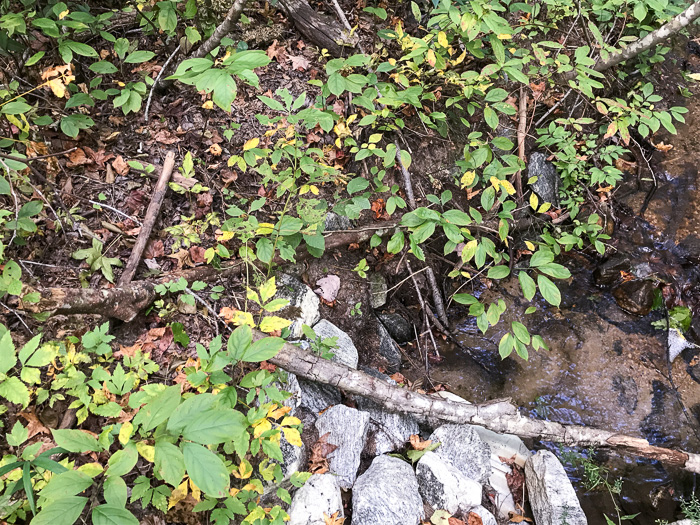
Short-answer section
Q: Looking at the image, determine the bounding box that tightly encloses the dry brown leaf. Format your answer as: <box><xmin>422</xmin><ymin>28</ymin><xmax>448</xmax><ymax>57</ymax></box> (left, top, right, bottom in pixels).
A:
<box><xmin>112</xmin><ymin>155</ymin><xmax>129</xmax><ymax>176</ymax></box>
<box><xmin>409</xmin><ymin>434</ymin><xmax>433</xmax><ymax>451</ymax></box>
<box><xmin>152</xmin><ymin>129</ymin><xmax>181</xmax><ymax>144</ymax></box>
<box><xmin>652</xmin><ymin>141</ymin><xmax>673</xmax><ymax>152</ymax></box>
<box><xmin>266</xmin><ymin>40</ymin><xmax>287</xmax><ymax>62</ymax></box>
<box><xmin>66</xmin><ymin>148</ymin><xmax>92</xmax><ymax>167</ymax></box>
<box><xmin>289</xmin><ymin>55</ymin><xmax>311</xmax><ymax>71</ymax></box>
<box><xmin>144</xmin><ymin>240</ymin><xmax>165</xmax><ymax>259</ymax></box>
<box><xmin>323</xmin><ymin>511</ymin><xmax>345</xmax><ymax>525</ymax></box>
<box><xmin>507</xmin><ymin>512</ymin><xmax>533</xmax><ymax>523</ymax></box>
<box><xmin>168</xmin><ymin>249</ymin><xmax>194</xmax><ymax>269</ymax></box>
<box><xmin>189</xmin><ymin>246</ymin><xmax>206</xmax><ymax>264</ymax></box>
<box><xmin>309</xmin><ymin>432</ymin><xmax>338</xmax><ymax>474</ymax></box>
<box><xmin>105</xmin><ymin>165</ymin><xmax>115</xmax><ymax>184</ymax></box>
<box><xmin>172</xmin><ymin>172</ymin><xmax>197</xmax><ymax>189</ymax></box>
<box><xmin>314</xmin><ymin>275</ymin><xmax>341</xmax><ymax>303</ymax></box>
<box><xmin>209</xmin><ymin>144</ymin><xmax>222</xmax><ymax>156</ymax></box>
<box><xmin>448</xmin><ymin>517</ymin><xmax>467</xmax><ymax>525</ymax></box>
<box><xmin>19</xmin><ymin>409</ymin><xmax>50</xmax><ymax>438</ymax></box>
<box><xmin>466</xmin><ymin>513</ymin><xmax>482</xmax><ymax>525</ymax></box>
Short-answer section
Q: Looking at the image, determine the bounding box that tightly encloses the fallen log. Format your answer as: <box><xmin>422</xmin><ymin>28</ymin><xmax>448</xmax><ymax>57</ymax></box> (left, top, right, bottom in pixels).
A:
<box><xmin>261</xmin><ymin>330</ymin><xmax>700</xmax><ymax>474</ymax></box>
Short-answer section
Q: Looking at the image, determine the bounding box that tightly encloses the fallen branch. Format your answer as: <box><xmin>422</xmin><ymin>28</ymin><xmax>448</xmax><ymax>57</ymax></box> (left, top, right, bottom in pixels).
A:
<box><xmin>514</xmin><ymin>87</ymin><xmax>527</xmax><ymax>204</ymax></box>
<box><xmin>118</xmin><ymin>151</ymin><xmax>176</xmax><ymax>286</ymax></box>
<box><xmin>277</xmin><ymin>0</ymin><xmax>356</xmax><ymax>57</ymax></box>
<box><xmin>262</xmin><ymin>330</ymin><xmax>700</xmax><ymax>474</ymax></box>
<box><xmin>562</xmin><ymin>0</ymin><xmax>700</xmax><ymax>81</ymax></box>
<box><xmin>190</xmin><ymin>0</ymin><xmax>248</xmax><ymax>59</ymax></box>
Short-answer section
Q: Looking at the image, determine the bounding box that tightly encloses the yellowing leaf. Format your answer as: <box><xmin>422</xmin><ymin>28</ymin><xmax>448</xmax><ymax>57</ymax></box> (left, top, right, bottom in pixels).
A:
<box><xmin>215</xmin><ymin>229</ymin><xmax>235</xmax><ymax>242</ymax></box>
<box><xmin>47</xmin><ymin>78</ymin><xmax>67</xmax><ymax>98</ymax></box>
<box><xmin>256</xmin><ymin>223</ymin><xmax>275</xmax><ymax>235</ymax></box>
<box><xmin>281</xmin><ymin>416</ymin><xmax>301</xmax><ymax>426</ymax></box>
<box><xmin>259</xmin><ymin>278</ymin><xmax>277</xmax><ymax>303</ymax></box>
<box><xmin>460</xmin><ymin>170</ymin><xmax>476</xmax><ymax>188</ymax></box>
<box><xmin>525</xmin><ymin>241</ymin><xmax>536</xmax><ymax>251</ymax></box>
<box><xmin>189</xmin><ymin>479</ymin><xmax>201</xmax><ymax>501</ymax></box>
<box><xmin>529</xmin><ymin>192</ymin><xmax>539</xmax><ymax>210</ymax></box>
<box><xmin>499</xmin><ymin>179</ymin><xmax>516</xmax><ymax>195</ymax></box>
<box><xmin>77</xmin><ymin>462</ymin><xmax>104</xmax><ymax>477</ymax></box>
<box><xmin>538</xmin><ymin>202</ymin><xmax>552</xmax><ymax>213</ymax></box>
<box><xmin>425</xmin><ymin>49</ymin><xmax>437</xmax><ymax>67</ymax></box>
<box><xmin>284</xmin><ymin>427</ymin><xmax>303</xmax><ymax>447</ymax></box>
<box><xmin>202</xmin><ymin>100</ymin><xmax>214</xmax><ymax>109</ymax></box>
<box><xmin>136</xmin><ymin>442</ymin><xmax>155</xmax><ymax>462</ymax></box>
<box><xmin>243</xmin><ymin>138</ymin><xmax>260</xmax><ymax>151</ymax></box>
<box><xmin>490</xmin><ymin>176</ymin><xmax>501</xmax><ymax>191</ymax></box>
<box><xmin>118</xmin><ymin>422</ymin><xmax>133</xmax><ymax>445</ymax></box>
<box><xmin>437</xmin><ymin>31</ymin><xmax>448</xmax><ymax>47</ymax></box>
<box><xmin>687</xmin><ymin>73</ymin><xmax>700</xmax><ymax>81</ymax></box>
<box><xmin>259</xmin><ymin>316</ymin><xmax>292</xmax><ymax>333</ymax></box>
<box><xmin>168</xmin><ymin>480</ymin><xmax>188</xmax><ymax>509</ymax></box>
<box><xmin>268</xmin><ymin>405</ymin><xmax>292</xmax><ymax>420</ymax></box>
<box><xmin>452</xmin><ymin>50</ymin><xmax>467</xmax><ymax>66</ymax></box>
<box><xmin>253</xmin><ymin>418</ymin><xmax>272</xmax><ymax>438</ymax></box>
<box><xmin>497</xmin><ymin>33</ymin><xmax>513</xmax><ymax>39</ymax></box>
<box><xmin>58</xmin><ymin>9</ymin><xmax>69</xmax><ymax>19</ymax></box>
<box><xmin>232</xmin><ymin>459</ymin><xmax>253</xmax><ymax>479</ymax></box>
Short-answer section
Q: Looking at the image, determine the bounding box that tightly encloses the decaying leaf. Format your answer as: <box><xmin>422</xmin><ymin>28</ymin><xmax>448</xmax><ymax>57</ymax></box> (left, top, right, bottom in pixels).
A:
<box><xmin>314</xmin><ymin>275</ymin><xmax>341</xmax><ymax>304</ymax></box>
<box><xmin>466</xmin><ymin>512</ymin><xmax>483</xmax><ymax>525</ymax></box>
<box><xmin>289</xmin><ymin>55</ymin><xmax>311</xmax><ymax>71</ymax></box>
<box><xmin>309</xmin><ymin>432</ymin><xmax>338</xmax><ymax>474</ymax></box>
<box><xmin>507</xmin><ymin>512</ymin><xmax>533</xmax><ymax>523</ymax></box>
<box><xmin>323</xmin><ymin>511</ymin><xmax>345</xmax><ymax>525</ymax></box>
<box><xmin>112</xmin><ymin>155</ymin><xmax>130</xmax><ymax>176</ymax></box>
<box><xmin>410</xmin><ymin>434</ymin><xmax>433</xmax><ymax>451</ymax></box>
<box><xmin>19</xmin><ymin>409</ymin><xmax>50</xmax><ymax>439</ymax></box>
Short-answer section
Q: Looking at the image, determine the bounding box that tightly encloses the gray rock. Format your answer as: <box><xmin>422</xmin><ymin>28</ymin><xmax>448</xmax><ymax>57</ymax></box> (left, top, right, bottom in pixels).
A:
<box><xmin>276</xmin><ymin>274</ymin><xmax>321</xmax><ymax>338</ymax></box>
<box><xmin>528</xmin><ymin>152</ymin><xmax>560</xmax><ymax>207</ymax></box>
<box><xmin>288</xmin><ymin>474</ymin><xmax>343</xmax><ymax>525</ymax></box>
<box><xmin>352</xmin><ymin>455</ymin><xmax>424</xmax><ymax>525</ymax></box>
<box><xmin>428</xmin><ymin>424</ymin><xmax>491</xmax><ymax>484</ymax></box>
<box><xmin>525</xmin><ymin>450</ymin><xmax>587</xmax><ymax>525</ymax></box>
<box><xmin>376</xmin><ymin>320</ymin><xmax>401</xmax><ymax>373</ymax></box>
<box><xmin>315</xmin><ymin>405</ymin><xmax>370</xmax><ymax>489</ymax></box>
<box><xmin>312</xmin><ymin>319</ymin><xmax>358</xmax><ymax>369</ymax></box>
<box><xmin>415</xmin><ymin>451</ymin><xmax>482</xmax><ymax>514</ymax></box>
<box><xmin>324</xmin><ymin>212</ymin><xmax>352</xmax><ymax>232</ymax></box>
<box><xmin>356</xmin><ymin>397</ymin><xmax>419</xmax><ymax>456</ymax></box>
<box><xmin>465</xmin><ymin>506</ymin><xmax>498</xmax><ymax>525</ymax></box>
<box><xmin>279</xmin><ymin>436</ymin><xmax>306</xmax><ymax>479</ymax></box>
<box><xmin>369</xmin><ymin>273</ymin><xmax>388</xmax><ymax>309</ymax></box>
<box><xmin>378</xmin><ymin>312</ymin><xmax>413</xmax><ymax>344</ymax></box>
<box><xmin>298</xmin><ymin>378</ymin><xmax>342</xmax><ymax>414</ymax></box>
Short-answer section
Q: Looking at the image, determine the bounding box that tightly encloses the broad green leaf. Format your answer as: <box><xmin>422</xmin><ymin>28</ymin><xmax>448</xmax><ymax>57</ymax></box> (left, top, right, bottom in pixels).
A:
<box><xmin>132</xmin><ymin>385</ymin><xmax>181</xmax><ymax>432</ymax></box>
<box><xmin>92</xmin><ymin>505</ymin><xmax>139</xmax><ymax>525</ymax></box>
<box><xmin>182</xmin><ymin>442</ymin><xmax>229</xmax><ymax>497</ymax></box>
<box><xmin>155</xmin><ymin>441</ymin><xmax>185</xmax><ymax>486</ymax></box>
<box><xmin>0</xmin><ymin>376</ymin><xmax>29</xmax><ymax>406</ymax></box>
<box><xmin>529</xmin><ymin>249</ymin><xmax>554</xmax><ymax>267</ymax></box>
<box><xmin>499</xmin><ymin>333</ymin><xmax>514</xmax><ymax>359</ymax></box>
<box><xmin>167</xmin><ymin>393</ymin><xmax>219</xmax><ymax>435</ymax></box>
<box><xmin>124</xmin><ymin>50</ymin><xmax>155</xmax><ymax>64</ymax></box>
<box><xmin>512</xmin><ymin>321</ymin><xmax>531</xmax><ymax>344</ymax></box>
<box><xmin>387</xmin><ymin>231</ymin><xmax>405</xmax><ymax>254</ymax></box>
<box><xmin>453</xmin><ymin>293</ymin><xmax>478</xmax><ymax>305</ymax></box>
<box><xmin>180</xmin><ymin>408</ymin><xmax>247</xmax><ymax>444</ymax></box>
<box><xmin>537</xmin><ymin>274</ymin><xmax>561</xmax><ymax>307</ymax></box>
<box><xmin>537</xmin><ymin>263</ymin><xmax>571</xmax><ymax>279</ymax></box>
<box><xmin>39</xmin><ymin>470</ymin><xmax>93</xmax><ymax>500</ymax></box>
<box><xmin>518</xmin><ymin>272</ymin><xmax>536</xmax><ymax>301</ymax></box>
<box><xmin>32</xmin><ymin>496</ymin><xmax>87</xmax><ymax>525</ymax></box>
<box><xmin>243</xmin><ymin>337</ymin><xmax>284</xmax><ymax>362</ymax></box>
<box><xmin>106</xmin><ymin>442</ymin><xmax>138</xmax><ymax>477</ymax></box>
<box><xmin>0</xmin><ymin>330</ymin><xmax>16</xmax><ymax>374</ymax></box>
<box><xmin>52</xmin><ymin>429</ymin><xmax>103</xmax><ymax>453</ymax></box>
<box><xmin>103</xmin><ymin>476</ymin><xmax>127</xmax><ymax>507</ymax></box>
<box><xmin>487</xmin><ymin>265</ymin><xmax>510</xmax><ymax>279</ymax></box>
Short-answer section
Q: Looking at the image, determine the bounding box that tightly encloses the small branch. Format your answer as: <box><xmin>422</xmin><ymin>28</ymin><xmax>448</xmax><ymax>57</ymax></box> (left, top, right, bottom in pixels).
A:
<box><xmin>145</xmin><ymin>44</ymin><xmax>181</xmax><ymax>122</ymax></box>
<box><xmin>514</xmin><ymin>87</ymin><xmax>528</xmax><ymax>204</ymax></box>
<box><xmin>118</xmin><ymin>151</ymin><xmax>176</xmax><ymax>286</ymax></box>
<box><xmin>406</xmin><ymin>260</ymin><xmax>440</xmax><ymax>359</ymax></box>
<box><xmin>562</xmin><ymin>0</ymin><xmax>700</xmax><ymax>81</ymax></box>
<box><xmin>395</xmin><ymin>141</ymin><xmax>417</xmax><ymax>209</ymax></box>
<box><xmin>534</xmin><ymin>88</ymin><xmax>572</xmax><ymax>127</ymax></box>
<box><xmin>190</xmin><ymin>0</ymin><xmax>248</xmax><ymax>59</ymax></box>
<box><xmin>329</xmin><ymin>0</ymin><xmax>353</xmax><ymax>32</ymax></box>
<box><xmin>89</xmin><ymin>200</ymin><xmax>143</xmax><ymax>226</ymax></box>
<box><xmin>0</xmin><ymin>301</ymin><xmax>32</xmax><ymax>335</ymax></box>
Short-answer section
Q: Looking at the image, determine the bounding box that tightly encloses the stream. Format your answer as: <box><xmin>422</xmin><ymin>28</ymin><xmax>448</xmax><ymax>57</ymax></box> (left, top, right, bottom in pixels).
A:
<box><xmin>423</xmin><ymin>91</ymin><xmax>700</xmax><ymax>524</ymax></box>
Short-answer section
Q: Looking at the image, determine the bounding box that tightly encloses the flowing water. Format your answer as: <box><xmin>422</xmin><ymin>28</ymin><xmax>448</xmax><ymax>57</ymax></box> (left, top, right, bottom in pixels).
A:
<box><xmin>423</xmin><ymin>96</ymin><xmax>700</xmax><ymax>524</ymax></box>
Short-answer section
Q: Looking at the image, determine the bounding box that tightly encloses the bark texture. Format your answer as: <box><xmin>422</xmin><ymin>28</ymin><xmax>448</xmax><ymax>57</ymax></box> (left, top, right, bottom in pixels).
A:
<box><xmin>262</xmin><ymin>331</ymin><xmax>700</xmax><ymax>474</ymax></box>
<box><xmin>191</xmin><ymin>0</ymin><xmax>249</xmax><ymax>59</ymax></box>
<box><xmin>277</xmin><ymin>0</ymin><xmax>357</xmax><ymax>57</ymax></box>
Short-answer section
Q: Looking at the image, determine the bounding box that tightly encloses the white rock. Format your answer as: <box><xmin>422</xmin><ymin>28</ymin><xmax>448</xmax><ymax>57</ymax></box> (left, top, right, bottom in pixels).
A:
<box><xmin>356</xmin><ymin>397</ymin><xmax>419</xmax><ymax>456</ymax></box>
<box><xmin>429</xmin><ymin>424</ymin><xmax>492</xmax><ymax>484</ymax></box>
<box><xmin>525</xmin><ymin>450</ymin><xmax>587</xmax><ymax>525</ymax></box>
<box><xmin>312</xmin><ymin>319</ymin><xmax>358</xmax><ymax>369</ymax></box>
<box><xmin>315</xmin><ymin>405</ymin><xmax>369</xmax><ymax>489</ymax></box>
<box><xmin>416</xmin><ymin>451</ymin><xmax>482</xmax><ymax>515</ymax></box>
<box><xmin>288</xmin><ymin>474</ymin><xmax>343</xmax><ymax>525</ymax></box>
<box><xmin>352</xmin><ymin>455</ymin><xmax>424</xmax><ymax>525</ymax></box>
<box><xmin>276</xmin><ymin>274</ymin><xmax>321</xmax><ymax>338</ymax></box>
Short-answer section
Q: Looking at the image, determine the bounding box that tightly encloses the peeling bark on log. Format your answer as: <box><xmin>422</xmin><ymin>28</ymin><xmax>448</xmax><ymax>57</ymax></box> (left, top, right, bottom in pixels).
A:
<box><xmin>277</xmin><ymin>0</ymin><xmax>357</xmax><ymax>57</ymax></box>
<box><xmin>261</xmin><ymin>330</ymin><xmax>700</xmax><ymax>474</ymax></box>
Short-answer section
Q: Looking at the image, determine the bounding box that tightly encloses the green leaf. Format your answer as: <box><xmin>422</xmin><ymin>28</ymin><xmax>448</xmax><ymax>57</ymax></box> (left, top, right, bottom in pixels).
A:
<box><xmin>89</xmin><ymin>61</ymin><xmax>118</xmax><ymax>74</ymax></box>
<box><xmin>181</xmin><ymin>408</ymin><xmax>247</xmax><ymax>444</ymax></box>
<box><xmin>124</xmin><ymin>50</ymin><xmax>155</xmax><ymax>64</ymax></box>
<box><xmin>0</xmin><ymin>376</ymin><xmax>30</xmax><ymax>406</ymax></box>
<box><xmin>155</xmin><ymin>441</ymin><xmax>185</xmax><ymax>486</ymax></box>
<box><xmin>167</xmin><ymin>393</ymin><xmax>219</xmax><ymax>435</ymax></box>
<box><xmin>487</xmin><ymin>265</ymin><xmax>510</xmax><ymax>279</ymax></box>
<box><xmin>537</xmin><ymin>263</ymin><xmax>571</xmax><ymax>279</ymax></box>
<box><xmin>387</xmin><ymin>231</ymin><xmax>404</xmax><ymax>254</ymax></box>
<box><xmin>31</xmin><ymin>496</ymin><xmax>87</xmax><ymax>525</ymax></box>
<box><xmin>633</xmin><ymin>2</ymin><xmax>647</xmax><ymax>21</ymax></box>
<box><xmin>132</xmin><ymin>385</ymin><xmax>181</xmax><ymax>432</ymax></box>
<box><xmin>242</xmin><ymin>337</ymin><xmax>284</xmax><ymax>362</ymax></box>
<box><xmin>485</xmin><ymin>88</ymin><xmax>508</xmax><ymax>102</ymax></box>
<box><xmin>92</xmin><ymin>505</ymin><xmax>139</xmax><ymax>525</ymax></box>
<box><xmin>1</xmin><ymin>101</ymin><xmax>31</xmax><ymax>114</ymax></box>
<box><xmin>39</xmin><ymin>470</ymin><xmax>93</xmax><ymax>500</ymax></box>
<box><xmin>512</xmin><ymin>321</ymin><xmax>531</xmax><ymax>344</ymax></box>
<box><xmin>182</xmin><ymin>442</ymin><xmax>229</xmax><ymax>498</ymax></box>
<box><xmin>498</xmin><ymin>333</ymin><xmax>514</xmax><ymax>359</ymax></box>
<box><xmin>327</xmin><ymin>72</ymin><xmax>346</xmax><ymax>96</ymax></box>
<box><xmin>483</xmin><ymin>105</ymin><xmax>499</xmax><ymax>129</ymax></box>
<box><xmin>518</xmin><ymin>272</ymin><xmax>536</xmax><ymax>301</ymax></box>
<box><xmin>106</xmin><ymin>443</ymin><xmax>138</xmax><ymax>477</ymax></box>
<box><xmin>103</xmin><ymin>476</ymin><xmax>127</xmax><ymax>507</ymax></box>
<box><xmin>52</xmin><ymin>429</ymin><xmax>104</xmax><ymax>453</ymax></box>
<box><xmin>453</xmin><ymin>293</ymin><xmax>478</xmax><ymax>305</ymax></box>
<box><xmin>7</xmin><ymin>421</ymin><xmax>27</xmax><ymax>446</ymax></box>
<box><xmin>65</xmin><ymin>41</ymin><xmax>98</xmax><ymax>57</ymax></box>
<box><xmin>537</xmin><ymin>274</ymin><xmax>561</xmax><ymax>307</ymax></box>
<box><xmin>347</xmin><ymin>176</ymin><xmax>370</xmax><ymax>194</ymax></box>
<box><xmin>529</xmin><ymin>249</ymin><xmax>554</xmax><ymax>267</ymax></box>
<box><xmin>0</xmin><ymin>329</ymin><xmax>16</xmax><ymax>374</ymax></box>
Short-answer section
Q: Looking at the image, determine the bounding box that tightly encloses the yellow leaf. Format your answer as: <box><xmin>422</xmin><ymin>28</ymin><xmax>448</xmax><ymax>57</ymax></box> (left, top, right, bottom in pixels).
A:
<box><xmin>118</xmin><ymin>422</ymin><xmax>133</xmax><ymax>445</ymax></box>
<box><xmin>490</xmin><ymin>176</ymin><xmax>501</xmax><ymax>191</ymax></box>
<box><xmin>283</xmin><ymin>427</ymin><xmax>303</xmax><ymax>447</ymax></box>
<box><xmin>189</xmin><ymin>479</ymin><xmax>201</xmax><ymax>501</ymax></box>
<box><xmin>259</xmin><ymin>316</ymin><xmax>292</xmax><ymax>333</ymax></box>
<box><xmin>136</xmin><ymin>442</ymin><xmax>155</xmax><ymax>463</ymax></box>
<box><xmin>253</xmin><ymin>418</ymin><xmax>272</xmax><ymax>438</ymax></box>
<box><xmin>687</xmin><ymin>73</ymin><xmax>700</xmax><ymax>81</ymax></box>
<box><xmin>452</xmin><ymin>50</ymin><xmax>467</xmax><ymax>66</ymax></box>
<box><xmin>437</xmin><ymin>31</ymin><xmax>448</xmax><ymax>47</ymax></box>
<box><xmin>168</xmin><ymin>480</ymin><xmax>188</xmax><ymax>509</ymax></box>
<box><xmin>538</xmin><ymin>202</ymin><xmax>552</xmax><ymax>213</ymax></box>
<box><xmin>232</xmin><ymin>310</ymin><xmax>255</xmax><ymax>328</ymax></box>
<box><xmin>281</xmin><ymin>416</ymin><xmax>301</xmax><ymax>426</ymax></box>
<box><xmin>215</xmin><ymin>229</ymin><xmax>235</xmax><ymax>242</ymax></box>
<box><xmin>232</xmin><ymin>459</ymin><xmax>253</xmax><ymax>480</ymax></box>
<box><xmin>243</xmin><ymin>138</ymin><xmax>259</xmax><ymax>151</ymax></box>
<box><xmin>499</xmin><ymin>179</ymin><xmax>516</xmax><ymax>195</ymax></box>
<box><xmin>58</xmin><ymin>9</ymin><xmax>69</xmax><ymax>19</ymax></box>
<box><xmin>299</xmin><ymin>184</ymin><xmax>310</xmax><ymax>195</ymax></box>
<box><xmin>242</xmin><ymin>480</ymin><xmax>264</xmax><ymax>494</ymax></box>
<box><xmin>256</xmin><ymin>223</ymin><xmax>275</xmax><ymax>235</ymax></box>
<box><xmin>309</xmin><ymin>185</ymin><xmax>319</xmax><ymax>195</ymax></box>
<box><xmin>268</xmin><ymin>405</ymin><xmax>292</xmax><ymax>420</ymax></box>
<box><xmin>229</xmin><ymin>487</ymin><xmax>240</xmax><ymax>497</ymax></box>
<box><xmin>47</xmin><ymin>78</ymin><xmax>66</xmax><ymax>98</ymax></box>
<box><xmin>77</xmin><ymin>463</ymin><xmax>103</xmax><ymax>477</ymax></box>
<box><xmin>259</xmin><ymin>277</ymin><xmax>277</xmax><ymax>303</ymax></box>
<box><xmin>460</xmin><ymin>170</ymin><xmax>476</xmax><ymax>188</ymax></box>
<box><xmin>346</xmin><ymin>114</ymin><xmax>357</xmax><ymax>125</ymax></box>
<box><xmin>525</xmin><ymin>241</ymin><xmax>536</xmax><ymax>251</ymax></box>
<box><xmin>202</xmin><ymin>100</ymin><xmax>214</xmax><ymax>109</ymax></box>
<box><xmin>497</xmin><ymin>33</ymin><xmax>513</xmax><ymax>39</ymax></box>
<box><xmin>425</xmin><ymin>49</ymin><xmax>436</xmax><ymax>67</ymax></box>
<box><xmin>530</xmin><ymin>192</ymin><xmax>539</xmax><ymax>210</ymax></box>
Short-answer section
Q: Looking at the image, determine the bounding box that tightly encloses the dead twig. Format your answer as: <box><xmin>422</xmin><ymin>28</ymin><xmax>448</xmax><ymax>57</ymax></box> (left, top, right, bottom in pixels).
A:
<box><xmin>118</xmin><ymin>151</ymin><xmax>176</xmax><ymax>286</ymax></box>
<box><xmin>190</xmin><ymin>0</ymin><xmax>248</xmax><ymax>59</ymax></box>
<box><xmin>144</xmin><ymin>43</ymin><xmax>181</xmax><ymax>122</ymax></box>
<box><xmin>514</xmin><ymin>86</ymin><xmax>528</xmax><ymax>205</ymax></box>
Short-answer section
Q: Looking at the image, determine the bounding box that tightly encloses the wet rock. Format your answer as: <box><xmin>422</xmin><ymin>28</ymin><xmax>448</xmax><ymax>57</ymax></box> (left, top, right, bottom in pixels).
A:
<box><xmin>528</xmin><ymin>152</ymin><xmax>560</xmax><ymax>207</ymax></box>
<box><xmin>465</xmin><ymin>506</ymin><xmax>498</xmax><ymax>525</ymax></box>
<box><xmin>288</xmin><ymin>474</ymin><xmax>343</xmax><ymax>525</ymax></box>
<box><xmin>612</xmin><ymin>279</ymin><xmax>656</xmax><ymax>316</ymax></box>
<box><xmin>312</xmin><ymin>319</ymin><xmax>359</xmax><ymax>369</ymax></box>
<box><xmin>369</xmin><ymin>273</ymin><xmax>388</xmax><ymax>309</ymax></box>
<box><xmin>378</xmin><ymin>312</ymin><xmax>413</xmax><ymax>344</ymax></box>
<box><xmin>324</xmin><ymin>212</ymin><xmax>352</xmax><ymax>232</ymax></box>
<box><xmin>276</xmin><ymin>274</ymin><xmax>321</xmax><ymax>338</ymax></box>
<box><xmin>594</xmin><ymin>255</ymin><xmax>631</xmax><ymax>286</ymax></box>
<box><xmin>612</xmin><ymin>374</ymin><xmax>638</xmax><ymax>414</ymax></box>
<box><xmin>356</xmin><ymin>396</ymin><xmax>420</xmax><ymax>456</ymax></box>
<box><xmin>352</xmin><ymin>455</ymin><xmax>424</xmax><ymax>525</ymax></box>
<box><xmin>376</xmin><ymin>320</ymin><xmax>402</xmax><ymax>373</ymax></box>
<box><xmin>428</xmin><ymin>424</ymin><xmax>492</xmax><ymax>484</ymax></box>
<box><xmin>315</xmin><ymin>405</ymin><xmax>370</xmax><ymax>489</ymax></box>
<box><xmin>525</xmin><ymin>450</ymin><xmax>587</xmax><ymax>525</ymax></box>
<box><xmin>415</xmin><ymin>451</ymin><xmax>482</xmax><ymax>514</ymax></box>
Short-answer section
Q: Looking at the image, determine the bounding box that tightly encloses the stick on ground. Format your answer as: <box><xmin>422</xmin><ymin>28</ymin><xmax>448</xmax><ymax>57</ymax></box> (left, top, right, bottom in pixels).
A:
<box><xmin>118</xmin><ymin>151</ymin><xmax>176</xmax><ymax>286</ymax></box>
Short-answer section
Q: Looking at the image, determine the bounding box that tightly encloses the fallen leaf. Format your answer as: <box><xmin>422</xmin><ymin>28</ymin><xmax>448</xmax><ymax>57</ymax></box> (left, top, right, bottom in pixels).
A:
<box><xmin>189</xmin><ymin>246</ymin><xmax>206</xmax><ymax>264</ymax></box>
<box><xmin>209</xmin><ymin>144</ymin><xmax>222</xmax><ymax>156</ymax></box>
<box><xmin>65</xmin><ymin>148</ymin><xmax>92</xmax><ymax>167</ymax></box>
<box><xmin>309</xmin><ymin>432</ymin><xmax>338</xmax><ymax>474</ymax></box>
<box><xmin>152</xmin><ymin>129</ymin><xmax>181</xmax><ymax>144</ymax></box>
<box><xmin>19</xmin><ymin>409</ymin><xmax>50</xmax><ymax>438</ymax></box>
<box><xmin>112</xmin><ymin>155</ymin><xmax>129</xmax><ymax>176</ymax></box>
<box><xmin>124</xmin><ymin>190</ymin><xmax>147</xmax><ymax>214</ymax></box>
<box><xmin>266</xmin><ymin>40</ymin><xmax>287</xmax><ymax>62</ymax></box>
<box><xmin>105</xmin><ymin>164</ymin><xmax>115</xmax><ymax>184</ymax></box>
<box><xmin>289</xmin><ymin>55</ymin><xmax>310</xmax><ymax>71</ymax></box>
<box><xmin>314</xmin><ymin>275</ymin><xmax>341</xmax><ymax>303</ymax></box>
<box><xmin>172</xmin><ymin>172</ymin><xmax>197</xmax><ymax>189</ymax></box>
<box><xmin>389</xmin><ymin>372</ymin><xmax>406</xmax><ymax>384</ymax></box>
<box><xmin>168</xmin><ymin>249</ymin><xmax>194</xmax><ymax>269</ymax></box>
<box><xmin>652</xmin><ymin>140</ymin><xmax>673</xmax><ymax>152</ymax></box>
<box><xmin>144</xmin><ymin>240</ymin><xmax>165</xmax><ymax>259</ymax></box>
<box><xmin>507</xmin><ymin>512</ymin><xmax>533</xmax><ymax>523</ymax></box>
<box><xmin>323</xmin><ymin>511</ymin><xmax>345</xmax><ymax>525</ymax></box>
<box><xmin>221</xmin><ymin>170</ymin><xmax>238</xmax><ymax>187</ymax></box>
<box><xmin>409</xmin><ymin>434</ymin><xmax>433</xmax><ymax>450</ymax></box>
<box><xmin>466</xmin><ymin>512</ymin><xmax>483</xmax><ymax>525</ymax></box>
